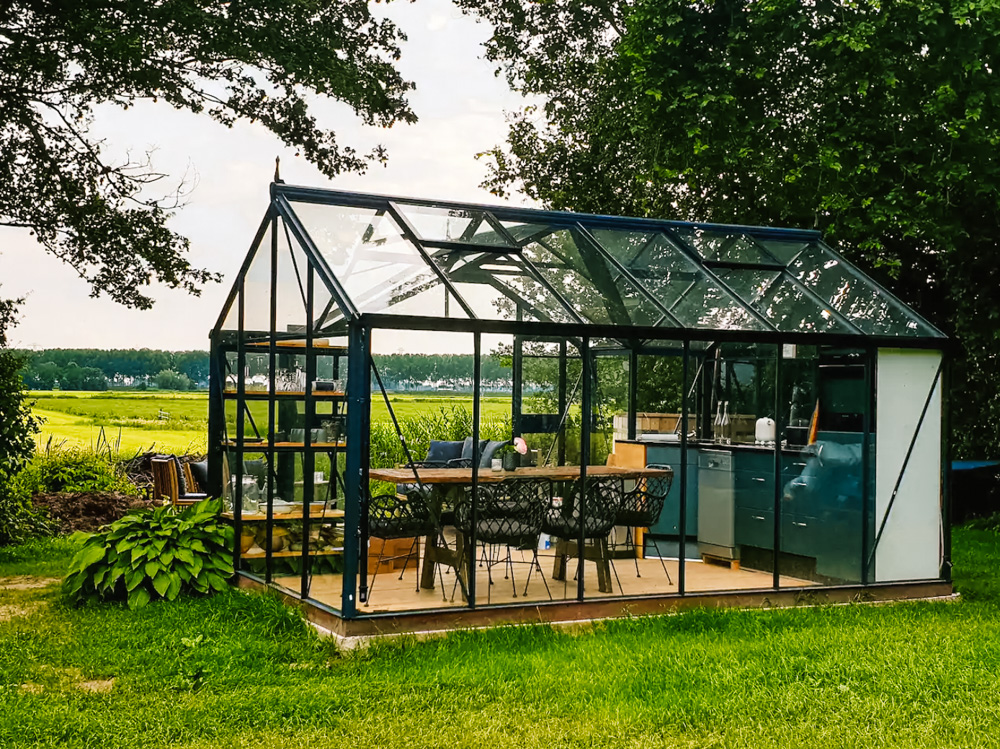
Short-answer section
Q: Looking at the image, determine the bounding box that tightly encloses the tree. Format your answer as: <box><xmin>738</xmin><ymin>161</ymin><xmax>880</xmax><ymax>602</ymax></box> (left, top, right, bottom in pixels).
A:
<box><xmin>0</xmin><ymin>296</ymin><xmax>45</xmax><ymax>545</ymax></box>
<box><xmin>153</xmin><ymin>368</ymin><xmax>193</xmax><ymax>391</ymax></box>
<box><xmin>57</xmin><ymin>362</ymin><xmax>108</xmax><ymax>391</ymax></box>
<box><xmin>0</xmin><ymin>0</ymin><xmax>416</xmax><ymax>322</ymax></box>
<box><xmin>459</xmin><ymin>0</ymin><xmax>1000</xmax><ymax>457</ymax></box>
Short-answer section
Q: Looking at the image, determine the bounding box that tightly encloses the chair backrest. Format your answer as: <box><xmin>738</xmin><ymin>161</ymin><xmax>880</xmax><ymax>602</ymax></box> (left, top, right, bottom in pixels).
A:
<box><xmin>455</xmin><ymin>478</ymin><xmax>551</xmax><ymax>547</ymax></box>
<box><xmin>367</xmin><ymin>490</ymin><xmax>436</xmax><ymax>539</ymax></box>
<box><xmin>150</xmin><ymin>458</ymin><xmax>179</xmax><ymax>504</ymax></box>
<box><xmin>563</xmin><ymin>476</ymin><xmax>623</xmax><ymax>537</ymax></box>
<box><xmin>618</xmin><ymin>464</ymin><xmax>674</xmax><ymax>525</ymax></box>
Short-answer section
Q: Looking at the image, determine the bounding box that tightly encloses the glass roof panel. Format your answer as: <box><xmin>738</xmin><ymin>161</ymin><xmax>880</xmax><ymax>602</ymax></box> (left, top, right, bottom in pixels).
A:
<box><xmin>599</xmin><ymin>232</ymin><xmax>767</xmax><ymax>331</ymax></box>
<box><xmin>241</xmin><ymin>228</ymin><xmax>272</xmax><ymax>334</ymax></box>
<box><xmin>290</xmin><ymin>200</ymin><xmax>469</xmax><ymax>320</ymax></box>
<box><xmin>273</xmin><ymin>222</ymin><xmax>309</xmax><ymax>335</ymax></box>
<box><xmin>718</xmin><ymin>269</ymin><xmax>852</xmax><ymax>334</ymax></box>
<box><xmin>672</xmin><ymin>227</ymin><xmax>779</xmax><ymax>265</ymax></box>
<box><xmin>520</xmin><ymin>226</ymin><xmax>666</xmax><ymax>327</ymax></box>
<box><xmin>758</xmin><ymin>238</ymin><xmax>810</xmax><ymax>264</ymax></box>
<box><xmin>429</xmin><ymin>249</ymin><xmax>576</xmax><ymax>323</ymax></box>
<box><xmin>393</xmin><ymin>203</ymin><xmax>516</xmax><ymax>248</ymax></box>
<box><xmin>790</xmin><ymin>243</ymin><xmax>938</xmax><ymax>336</ymax></box>
<box><xmin>269</xmin><ymin>189</ymin><xmax>943</xmax><ymax>341</ymax></box>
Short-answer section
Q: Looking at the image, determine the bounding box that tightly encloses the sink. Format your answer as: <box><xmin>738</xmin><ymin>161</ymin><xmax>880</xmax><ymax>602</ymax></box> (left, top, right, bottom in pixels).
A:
<box><xmin>639</xmin><ymin>433</ymin><xmax>680</xmax><ymax>443</ymax></box>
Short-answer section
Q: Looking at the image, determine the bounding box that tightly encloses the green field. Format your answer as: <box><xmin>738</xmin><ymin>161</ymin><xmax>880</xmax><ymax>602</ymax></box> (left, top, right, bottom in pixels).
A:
<box><xmin>29</xmin><ymin>391</ymin><xmax>512</xmax><ymax>456</ymax></box>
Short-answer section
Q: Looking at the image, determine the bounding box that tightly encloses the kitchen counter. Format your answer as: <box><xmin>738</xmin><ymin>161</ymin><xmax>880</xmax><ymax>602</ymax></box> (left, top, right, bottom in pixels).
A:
<box><xmin>615</xmin><ymin>438</ymin><xmax>808</xmax><ymax>456</ymax></box>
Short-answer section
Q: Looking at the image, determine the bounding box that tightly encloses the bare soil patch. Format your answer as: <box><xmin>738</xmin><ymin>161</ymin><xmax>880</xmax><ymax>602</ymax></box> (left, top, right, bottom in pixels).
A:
<box><xmin>30</xmin><ymin>491</ymin><xmax>157</xmax><ymax>533</ymax></box>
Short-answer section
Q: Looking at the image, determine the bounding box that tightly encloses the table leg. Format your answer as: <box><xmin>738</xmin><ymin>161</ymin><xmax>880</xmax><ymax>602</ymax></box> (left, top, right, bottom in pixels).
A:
<box><xmin>552</xmin><ymin>539</ymin><xmax>568</xmax><ymax>581</ymax></box>
<box><xmin>595</xmin><ymin>537</ymin><xmax>612</xmax><ymax>593</ymax></box>
<box><xmin>420</xmin><ymin>533</ymin><xmax>438</xmax><ymax>589</ymax></box>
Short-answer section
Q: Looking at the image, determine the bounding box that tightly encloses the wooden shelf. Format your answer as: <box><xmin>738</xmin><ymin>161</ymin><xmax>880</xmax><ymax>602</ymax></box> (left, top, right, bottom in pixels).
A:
<box><xmin>224</xmin><ymin>509</ymin><xmax>345</xmax><ymax>521</ymax></box>
<box><xmin>241</xmin><ymin>548</ymin><xmax>343</xmax><ymax>559</ymax></box>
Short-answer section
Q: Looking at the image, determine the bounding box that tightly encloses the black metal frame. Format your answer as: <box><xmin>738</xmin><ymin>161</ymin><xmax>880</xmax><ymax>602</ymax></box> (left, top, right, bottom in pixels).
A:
<box><xmin>206</xmin><ymin>183</ymin><xmax>951</xmax><ymax>621</ymax></box>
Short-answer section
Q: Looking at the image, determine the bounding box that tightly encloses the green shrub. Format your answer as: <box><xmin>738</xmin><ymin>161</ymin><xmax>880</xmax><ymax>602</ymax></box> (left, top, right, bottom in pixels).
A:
<box><xmin>0</xmin><ymin>299</ymin><xmax>46</xmax><ymax>545</ymax></box>
<box><xmin>63</xmin><ymin>498</ymin><xmax>234</xmax><ymax>609</ymax></box>
<box><xmin>368</xmin><ymin>404</ymin><xmax>512</xmax><ymax>469</ymax></box>
<box><xmin>14</xmin><ymin>446</ymin><xmax>139</xmax><ymax>496</ymax></box>
<box><xmin>0</xmin><ymin>482</ymin><xmax>53</xmax><ymax>545</ymax></box>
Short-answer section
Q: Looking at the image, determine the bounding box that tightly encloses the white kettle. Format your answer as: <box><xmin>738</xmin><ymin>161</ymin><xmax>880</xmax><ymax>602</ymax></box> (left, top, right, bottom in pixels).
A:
<box><xmin>755</xmin><ymin>417</ymin><xmax>776</xmax><ymax>443</ymax></box>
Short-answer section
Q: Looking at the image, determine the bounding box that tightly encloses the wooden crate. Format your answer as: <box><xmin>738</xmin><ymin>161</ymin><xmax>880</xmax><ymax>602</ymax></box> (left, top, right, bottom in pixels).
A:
<box><xmin>368</xmin><ymin>536</ymin><xmax>419</xmax><ymax>572</ymax></box>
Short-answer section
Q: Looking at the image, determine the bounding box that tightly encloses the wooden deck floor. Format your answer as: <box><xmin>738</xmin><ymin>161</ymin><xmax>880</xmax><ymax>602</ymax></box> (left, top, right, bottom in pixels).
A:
<box><xmin>273</xmin><ymin>548</ymin><xmax>815</xmax><ymax>614</ymax></box>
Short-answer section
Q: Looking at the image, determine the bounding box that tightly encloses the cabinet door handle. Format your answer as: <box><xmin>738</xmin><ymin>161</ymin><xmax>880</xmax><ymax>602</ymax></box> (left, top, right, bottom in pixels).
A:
<box><xmin>751</xmin><ymin>515</ymin><xmax>765</xmax><ymax>521</ymax></box>
<box><xmin>752</xmin><ymin>477</ymin><xmax>766</xmax><ymax>483</ymax></box>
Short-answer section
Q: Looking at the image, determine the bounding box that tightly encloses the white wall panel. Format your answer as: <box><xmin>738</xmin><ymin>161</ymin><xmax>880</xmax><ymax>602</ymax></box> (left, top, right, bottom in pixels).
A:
<box><xmin>875</xmin><ymin>349</ymin><xmax>943</xmax><ymax>581</ymax></box>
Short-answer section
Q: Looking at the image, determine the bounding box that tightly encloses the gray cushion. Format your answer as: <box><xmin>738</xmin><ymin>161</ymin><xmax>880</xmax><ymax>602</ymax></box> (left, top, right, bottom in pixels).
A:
<box><xmin>425</xmin><ymin>440</ymin><xmax>464</xmax><ymax>464</ymax></box>
<box><xmin>479</xmin><ymin>440</ymin><xmax>509</xmax><ymax>468</ymax></box>
<box><xmin>461</xmin><ymin>437</ymin><xmax>489</xmax><ymax>462</ymax></box>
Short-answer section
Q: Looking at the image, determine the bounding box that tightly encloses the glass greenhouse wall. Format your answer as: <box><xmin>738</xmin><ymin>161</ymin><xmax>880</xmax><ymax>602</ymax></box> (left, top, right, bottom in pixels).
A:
<box><xmin>208</xmin><ymin>184</ymin><xmax>950</xmax><ymax>628</ymax></box>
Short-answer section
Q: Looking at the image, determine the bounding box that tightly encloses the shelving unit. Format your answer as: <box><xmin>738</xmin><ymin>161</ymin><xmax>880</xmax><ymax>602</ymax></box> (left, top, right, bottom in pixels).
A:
<box><xmin>209</xmin><ymin>335</ymin><xmax>351</xmax><ymax>581</ymax></box>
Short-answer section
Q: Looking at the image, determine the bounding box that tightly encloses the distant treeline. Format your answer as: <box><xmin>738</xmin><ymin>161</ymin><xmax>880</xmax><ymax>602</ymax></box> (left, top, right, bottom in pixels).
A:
<box><xmin>15</xmin><ymin>349</ymin><xmax>210</xmax><ymax>391</ymax></box>
<box><xmin>14</xmin><ymin>349</ymin><xmax>513</xmax><ymax>392</ymax></box>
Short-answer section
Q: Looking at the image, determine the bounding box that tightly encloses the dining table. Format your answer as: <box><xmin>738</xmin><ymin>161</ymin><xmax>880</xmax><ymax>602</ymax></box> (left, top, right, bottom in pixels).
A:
<box><xmin>367</xmin><ymin>464</ymin><xmax>673</xmax><ymax>591</ymax></box>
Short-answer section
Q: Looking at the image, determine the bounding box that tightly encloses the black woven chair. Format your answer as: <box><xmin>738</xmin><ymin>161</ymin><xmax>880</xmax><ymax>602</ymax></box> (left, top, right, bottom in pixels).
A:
<box><xmin>452</xmin><ymin>478</ymin><xmax>553</xmax><ymax>604</ymax></box>
<box><xmin>365</xmin><ymin>489</ymin><xmax>445</xmax><ymax>605</ymax></box>
<box><xmin>615</xmin><ymin>464</ymin><xmax>674</xmax><ymax>584</ymax></box>
<box><xmin>541</xmin><ymin>476</ymin><xmax>624</xmax><ymax>595</ymax></box>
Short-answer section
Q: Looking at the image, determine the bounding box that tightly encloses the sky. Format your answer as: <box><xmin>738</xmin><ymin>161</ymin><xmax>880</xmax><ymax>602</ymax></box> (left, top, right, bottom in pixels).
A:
<box><xmin>1</xmin><ymin>1</ymin><xmax>533</xmax><ymax>352</ymax></box>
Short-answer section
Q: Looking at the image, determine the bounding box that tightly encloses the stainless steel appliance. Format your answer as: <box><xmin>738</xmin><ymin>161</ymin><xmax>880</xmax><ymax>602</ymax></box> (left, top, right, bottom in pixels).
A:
<box><xmin>698</xmin><ymin>449</ymin><xmax>736</xmax><ymax>560</ymax></box>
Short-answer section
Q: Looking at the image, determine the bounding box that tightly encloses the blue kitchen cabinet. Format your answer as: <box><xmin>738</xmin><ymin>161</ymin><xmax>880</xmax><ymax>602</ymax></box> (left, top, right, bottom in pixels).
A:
<box><xmin>645</xmin><ymin>444</ymin><xmax>699</xmax><ymax>538</ymax></box>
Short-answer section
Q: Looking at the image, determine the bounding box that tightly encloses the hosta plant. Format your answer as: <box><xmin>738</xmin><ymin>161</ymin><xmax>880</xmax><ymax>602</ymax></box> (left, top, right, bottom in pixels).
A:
<box><xmin>64</xmin><ymin>498</ymin><xmax>234</xmax><ymax>609</ymax></box>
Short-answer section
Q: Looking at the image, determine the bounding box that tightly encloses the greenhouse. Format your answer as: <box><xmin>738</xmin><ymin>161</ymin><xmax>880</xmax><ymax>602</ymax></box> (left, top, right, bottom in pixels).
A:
<box><xmin>207</xmin><ymin>182</ymin><xmax>952</xmax><ymax>639</ymax></box>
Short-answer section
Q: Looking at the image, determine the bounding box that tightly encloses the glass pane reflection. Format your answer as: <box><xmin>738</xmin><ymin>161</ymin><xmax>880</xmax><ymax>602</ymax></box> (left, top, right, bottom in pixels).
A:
<box><xmin>718</xmin><ymin>269</ymin><xmax>853</xmax><ymax>334</ymax></box>
<box><xmin>393</xmin><ymin>203</ymin><xmax>516</xmax><ymax>249</ymax></box>
<box><xmin>291</xmin><ymin>201</ymin><xmax>468</xmax><ymax>320</ymax></box>
<box><xmin>673</xmin><ymin>227</ymin><xmax>780</xmax><ymax>265</ymax></box>
<box><xmin>790</xmin><ymin>243</ymin><xmax>936</xmax><ymax>337</ymax></box>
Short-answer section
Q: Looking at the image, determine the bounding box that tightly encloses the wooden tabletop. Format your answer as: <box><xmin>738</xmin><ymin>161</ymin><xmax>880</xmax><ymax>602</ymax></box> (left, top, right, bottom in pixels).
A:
<box><xmin>368</xmin><ymin>465</ymin><xmax>672</xmax><ymax>485</ymax></box>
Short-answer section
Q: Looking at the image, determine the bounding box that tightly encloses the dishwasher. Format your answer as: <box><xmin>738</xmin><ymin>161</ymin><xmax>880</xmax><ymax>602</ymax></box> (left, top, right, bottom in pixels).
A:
<box><xmin>698</xmin><ymin>450</ymin><xmax>737</xmax><ymax>561</ymax></box>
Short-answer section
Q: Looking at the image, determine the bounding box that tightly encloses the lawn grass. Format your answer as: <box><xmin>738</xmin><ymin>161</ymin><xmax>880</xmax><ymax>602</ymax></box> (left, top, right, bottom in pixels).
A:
<box><xmin>1</xmin><ymin>526</ymin><xmax>998</xmax><ymax>748</ymax></box>
<box><xmin>29</xmin><ymin>391</ymin><xmax>512</xmax><ymax>456</ymax></box>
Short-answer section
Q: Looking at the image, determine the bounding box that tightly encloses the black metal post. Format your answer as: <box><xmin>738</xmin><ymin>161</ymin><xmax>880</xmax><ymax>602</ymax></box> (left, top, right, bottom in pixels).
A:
<box><xmin>512</xmin><ymin>333</ymin><xmax>523</xmax><ymax>437</ymax></box>
<box><xmin>264</xmin><ymin>213</ymin><xmax>278</xmax><ymax>585</ymax></box>
<box><xmin>679</xmin><ymin>340</ymin><xmax>689</xmax><ymax>595</ymax></box>
<box><xmin>862</xmin><ymin>347</ymin><xmax>875</xmax><ymax>584</ymax></box>
<box><xmin>469</xmin><ymin>333</ymin><xmax>482</xmax><ymax>607</ymax></box>
<box><xmin>772</xmin><ymin>348</ymin><xmax>783</xmax><ymax>590</ymax></box>
<box><xmin>558</xmin><ymin>340</ymin><xmax>568</xmax><ymax>466</ymax></box>
<box><xmin>300</xmin><ymin>262</ymin><xmax>316</xmax><ymax>599</ymax></box>
<box><xmin>942</xmin><ymin>354</ymin><xmax>952</xmax><ymax>582</ymax></box>
<box><xmin>234</xmin><ymin>285</ymin><xmax>246</xmax><ymax>573</ymax></box>
<box><xmin>342</xmin><ymin>323</ymin><xmax>369</xmax><ymax>616</ymax></box>
<box><xmin>578</xmin><ymin>337</ymin><xmax>591</xmax><ymax>601</ymax></box>
<box><xmin>628</xmin><ymin>347</ymin><xmax>638</xmax><ymax>441</ymax></box>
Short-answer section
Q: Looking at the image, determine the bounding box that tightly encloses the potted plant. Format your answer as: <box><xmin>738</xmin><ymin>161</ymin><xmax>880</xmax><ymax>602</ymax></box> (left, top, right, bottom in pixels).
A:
<box><xmin>500</xmin><ymin>436</ymin><xmax>529</xmax><ymax>471</ymax></box>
